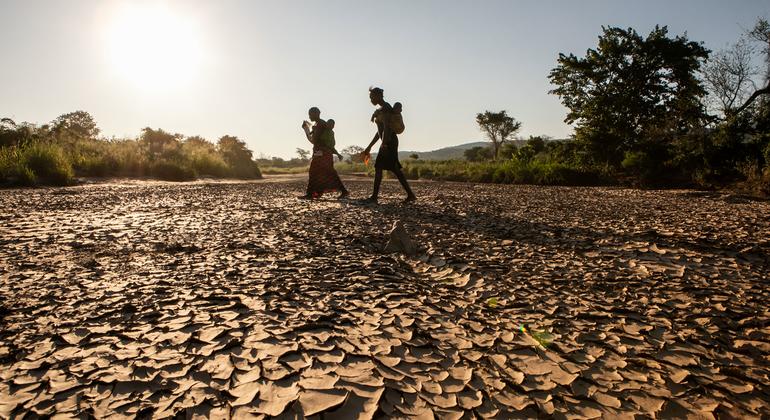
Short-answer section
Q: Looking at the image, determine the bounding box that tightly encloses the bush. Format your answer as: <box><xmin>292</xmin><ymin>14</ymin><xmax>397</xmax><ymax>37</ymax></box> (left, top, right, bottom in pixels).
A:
<box><xmin>0</xmin><ymin>142</ymin><xmax>74</xmax><ymax>186</ymax></box>
<box><xmin>189</xmin><ymin>150</ymin><xmax>230</xmax><ymax>178</ymax></box>
<box><xmin>22</xmin><ymin>142</ymin><xmax>74</xmax><ymax>185</ymax></box>
<box><xmin>0</xmin><ymin>147</ymin><xmax>24</xmax><ymax>184</ymax></box>
<box><xmin>399</xmin><ymin>159</ymin><xmax>605</xmax><ymax>186</ymax></box>
<box><xmin>150</xmin><ymin>160</ymin><xmax>196</xmax><ymax>181</ymax></box>
<box><xmin>218</xmin><ymin>135</ymin><xmax>262</xmax><ymax>179</ymax></box>
<box><xmin>0</xmin><ymin>114</ymin><xmax>271</xmax><ymax>186</ymax></box>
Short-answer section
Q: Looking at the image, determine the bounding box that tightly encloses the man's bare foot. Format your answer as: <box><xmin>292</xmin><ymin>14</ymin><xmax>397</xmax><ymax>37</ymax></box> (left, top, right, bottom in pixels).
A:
<box><xmin>360</xmin><ymin>196</ymin><xmax>378</xmax><ymax>205</ymax></box>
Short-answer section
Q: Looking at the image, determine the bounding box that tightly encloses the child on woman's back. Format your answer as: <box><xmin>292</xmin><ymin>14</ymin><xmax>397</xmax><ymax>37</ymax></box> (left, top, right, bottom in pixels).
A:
<box><xmin>322</xmin><ymin>119</ymin><xmax>343</xmax><ymax>160</ymax></box>
<box><xmin>391</xmin><ymin>102</ymin><xmax>405</xmax><ymax>134</ymax></box>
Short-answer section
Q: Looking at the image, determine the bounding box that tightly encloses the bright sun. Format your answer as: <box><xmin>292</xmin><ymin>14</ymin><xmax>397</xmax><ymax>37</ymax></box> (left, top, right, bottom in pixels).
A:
<box><xmin>105</xmin><ymin>3</ymin><xmax>203</xmax><ymax>90</ymax></box>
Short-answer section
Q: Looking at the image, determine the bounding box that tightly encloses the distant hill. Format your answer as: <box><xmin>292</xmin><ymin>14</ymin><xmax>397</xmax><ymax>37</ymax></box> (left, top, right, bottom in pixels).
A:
<box><xmin>398</xmin><ymin>140</ymin><xmax>531</xmax><ymax>161</ymax></box>
<box><xmin>397</xmin><ymin>141</ymin><xmax>485</xmax><ymax>161</ymax></box>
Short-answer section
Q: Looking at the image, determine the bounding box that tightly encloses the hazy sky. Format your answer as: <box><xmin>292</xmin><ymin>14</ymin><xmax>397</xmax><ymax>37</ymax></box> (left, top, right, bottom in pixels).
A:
<box><xmin>1</xmin><ymin>1</ymin><xmax>768</xmax><ymax>158</ymax></box>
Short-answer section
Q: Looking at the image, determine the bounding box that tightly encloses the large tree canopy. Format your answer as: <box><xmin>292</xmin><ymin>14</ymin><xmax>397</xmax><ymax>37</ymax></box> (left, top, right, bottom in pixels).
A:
<box><xmin>549</xmin><ymin>26</ymin><xmax>710</xmax><ymax>165</ymax></box>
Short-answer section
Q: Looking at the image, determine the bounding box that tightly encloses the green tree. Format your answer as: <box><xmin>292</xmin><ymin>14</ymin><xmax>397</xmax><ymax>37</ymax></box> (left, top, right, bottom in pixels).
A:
<box><xmin>52</xmin><ymin>111</ymin><xmax>100</xmax><ymax>138</ymax></box>
<box><xmin>475</xmin><ymin>111</ymin><xmax>521</xmax><ymax>160</ymax></box>
<box><xmin>296</xmin><ymin>148</ymin><xmax>310</xmax><ymax>161</ymax></box>
<box><xmin>549</xmin><ymin>26</ymin><xmax>710</xmax><ymax>166</ymax></box>
<box><xmin>464</xmin><ymin>146</ymin><xmax>493</xmax><ymax>162</ymax></box>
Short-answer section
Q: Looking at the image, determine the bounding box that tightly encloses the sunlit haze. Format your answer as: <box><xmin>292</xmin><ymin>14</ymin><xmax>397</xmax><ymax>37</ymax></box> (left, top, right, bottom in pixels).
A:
<box><xmin>1</xmin><ymin>1</ymin><xmax>768</xmax><ymax>158</ymax></box>
<box><xmin>104</xmin><ymin>3</ymin><xmax>204</xmax><ymax>91</ymax></box>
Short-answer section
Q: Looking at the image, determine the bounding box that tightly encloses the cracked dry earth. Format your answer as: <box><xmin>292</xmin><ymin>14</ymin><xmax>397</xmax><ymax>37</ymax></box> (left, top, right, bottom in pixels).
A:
<box><xmin>1</xmin><ymin>177</ymin><xmax>769</xmax><ymax>419</ymax></box>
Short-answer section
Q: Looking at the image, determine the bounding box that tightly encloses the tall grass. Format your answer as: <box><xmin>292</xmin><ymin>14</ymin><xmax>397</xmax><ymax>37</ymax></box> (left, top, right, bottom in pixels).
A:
<box><xmin>256</xmin><ymin>158</ymin><xmax>606</xmax><ymax>186</ymax></box>
<box><xmin>0</xmin><ymin>137</ymin><xmax>263</xmax><ymax>186</ymax></box>
<box><xmin>0</xmin><ymin>142</ymin><xmax>74</xmax><ymax>186</ymax></box>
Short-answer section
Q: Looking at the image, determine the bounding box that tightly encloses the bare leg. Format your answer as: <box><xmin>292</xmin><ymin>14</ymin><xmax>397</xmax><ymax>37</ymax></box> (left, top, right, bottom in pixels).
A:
<box><xmin>369</xmin><ymin>169</ymin><xmax>383</xmax><ymax>201</ymax></box>
<box><xmin>392</xmin><ymin>168</ymin><xmax>416</xmax><ymax>200</ymax></box>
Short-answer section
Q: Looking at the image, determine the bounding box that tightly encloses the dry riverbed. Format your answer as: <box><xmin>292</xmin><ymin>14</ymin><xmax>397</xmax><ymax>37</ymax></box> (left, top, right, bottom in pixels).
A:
<box><xmin>1</xmin><ymin>177</ymin><xmax>768</xmax><ymax>418</ymax></box>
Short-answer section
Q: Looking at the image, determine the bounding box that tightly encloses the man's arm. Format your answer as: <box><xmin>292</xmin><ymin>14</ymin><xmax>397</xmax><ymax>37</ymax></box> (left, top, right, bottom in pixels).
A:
<box><xmin>364</xmin><ymin>132</ymin><xmax>380</xmax><ymax>153</ymax></box>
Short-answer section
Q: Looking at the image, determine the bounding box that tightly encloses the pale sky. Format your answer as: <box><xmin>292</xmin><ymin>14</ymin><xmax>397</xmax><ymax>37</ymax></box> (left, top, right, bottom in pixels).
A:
<box><xmin>1</xmin><ymin>1</ymin><xmax>768</xmax><ymax>158</ymax></box>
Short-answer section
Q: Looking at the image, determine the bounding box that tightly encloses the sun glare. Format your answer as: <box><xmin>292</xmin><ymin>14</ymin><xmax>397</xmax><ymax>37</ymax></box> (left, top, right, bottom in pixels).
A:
<box><xmin>105</xmin><ymin>3</ymin><xmax>203</xmax><ymax>90</ymax></box>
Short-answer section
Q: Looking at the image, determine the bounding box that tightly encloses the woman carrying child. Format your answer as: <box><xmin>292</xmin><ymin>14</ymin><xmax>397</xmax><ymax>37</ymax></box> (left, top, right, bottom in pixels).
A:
<box><xmin>299</xmin><ymin>107</ymin><xmax>348</xmax><ymax>199</ymax></box>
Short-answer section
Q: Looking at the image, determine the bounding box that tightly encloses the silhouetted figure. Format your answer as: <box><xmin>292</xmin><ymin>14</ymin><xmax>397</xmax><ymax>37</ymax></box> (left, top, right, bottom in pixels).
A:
<box><xmin>362</xmin><ymin>87</ymin><xmax>416</xmax><ymax>204</ymax></box>
<box><xmin>300</xmin><ymin>107</ymin><xmax>348</xmax><ymax>199</ymax></box>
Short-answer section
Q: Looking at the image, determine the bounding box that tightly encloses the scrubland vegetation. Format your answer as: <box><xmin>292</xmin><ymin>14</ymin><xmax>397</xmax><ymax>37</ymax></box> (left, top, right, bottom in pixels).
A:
<box><xmin>0</xmin><ymin>112</ymin><xmax>261</xmax><ymax>186</ymax></box>
<box><xmin>3</xmin><ymin>20</ymin><xmax>770</xmax><ymax>194</ymax></box>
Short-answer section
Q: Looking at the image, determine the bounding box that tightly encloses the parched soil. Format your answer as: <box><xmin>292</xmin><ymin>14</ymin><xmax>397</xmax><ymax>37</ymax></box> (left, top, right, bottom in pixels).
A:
<box><xmin>0</xmin><ymin>176</ymin><xmax>769</xmax><ymax>419</ymax></box>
